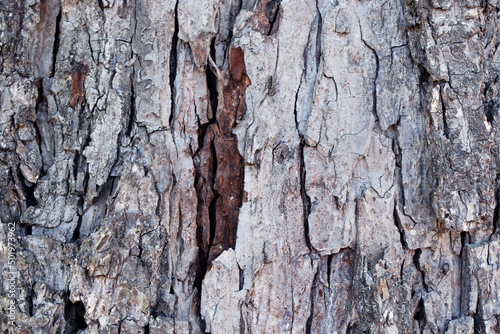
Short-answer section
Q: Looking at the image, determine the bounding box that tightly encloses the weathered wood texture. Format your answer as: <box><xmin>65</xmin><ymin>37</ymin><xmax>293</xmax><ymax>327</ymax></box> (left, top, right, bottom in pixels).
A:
<box><xmin>1</xmin><ymin>0</ymin><xmax>500</xmax><ymax>333</ymax></box>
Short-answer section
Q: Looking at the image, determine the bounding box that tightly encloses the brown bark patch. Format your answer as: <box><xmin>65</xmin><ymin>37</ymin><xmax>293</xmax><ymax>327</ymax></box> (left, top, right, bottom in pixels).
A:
<box><xmin>194</xmin><ymin>47</ymin><xmax>249</xmax><ymax>265</ymax></box>
<box><xmin>69</xmin><ymin>63</ymin><xmax>88</xmax><ymax>109</ymax></box>
<box><xmin>218</xmin><ymin>47</ymin><xmax>251</xmax><ymax>135</ymax></box>
<box><xmin>252</xmin><ymin>0</ymin><xmax>283</xmax><ymax>36</ymax></box>
<box><xmin>191</xmin><ymin>32</ymin><xmax>212</xmax><ymax>69</ymax></box>
<box><xmin>193</xmin><ymin>124</ymin><xmax>217</xmax><ymax>255</ymax></box>
<box><xmin>209</xmin><ymin>134</ymin><xmax>244</xmax><ymax>262</ymax></box>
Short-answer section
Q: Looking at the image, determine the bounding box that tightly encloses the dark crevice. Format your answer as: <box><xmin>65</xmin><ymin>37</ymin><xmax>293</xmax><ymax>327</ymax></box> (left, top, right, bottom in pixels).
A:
<box><xmin>90</xmin><ymin>175</ymin><xmax>115</xmax><ymax>207</ymax></box>
<box><xmin>483</xmin><ymin>76</ymin><xmax>499</xmax><ymax>124</ymax></box>
<box><xmin>126</xmin><ymin>79</ymin><xmax>136</xmax><ymax>137</ymax></box>
<box><xmin>34</xmin><ymin>79</ymin><xmax>47</xmax><ymax>176</ymax></box>
<box><xmin>388</xmin><ymin>125</ymin><xmax>402</xmax><ymax>168</ymax></box>
<box><xmin>361</xmin><ymin>39</ymin><xmax>380</xmax><ymax>124</ymax></box>
<box><xmin>460</xmin><ymin>231</ymin><xmax>469</xmax><ymax>254</ymax></box>
<box><xmin>19</xmin><ymin>223</ymin><xmax>32</xmax><ymax>236</ymax></box>
<box><xmin>400</xmin><ymin>258</ymin><xmax>405</xmax><ymax>279</ymax></box>
<box><xmin>326</xmin><ymin>254</ymin><xmax>332</xmax><ymax>286</ymax></box>
<box><xmin>265</xmin><ymin>0</ymin><xmax>281</xmax><ymax>35</ymax></box>
<box><xmin>18</xmin><ymin>171</ymin><xmax>37</xmax><ymax>208</ymax></box>
<box><xmin>196</xmin><ymin>122</ymin><xmax>213</xmax><ymax>156</ymax></box>
<box><xmin>239</xmin><ymin>265</ymin><xmax>244</xmax><ymax>290</ymax></box>
<box><xmin>168</xmin><ymin>0</ymin><xmax>179</xmax><ymax>127</ymax></box>
<box><xmin>97</xmin><ymin>0</ymin><xmax>104</xmax><ymax>12</ymax></box>
<box><xmin>346</xmin><ymin>322</ymin><xmax>356</xmax><ymax>334</ymax></box>
<box><xmin>208</xmin><ymin>142</ymin><xmax>218</xmax><ymax>250</ymax></box>
<box><xmin>473</xmin><ymin>296</ymin><xmax>486</xmax><ymax>334</ymax></box>
<box><xmin>413</xmin><ymin>248</ymin><xmax>421</xmax><ymax>269</ymax></box>
<box><xmin>299</xmin><ymin>140</ymin><xmax>312</xmax><ymax>251</ymax></box>
<box><xmin>439</xmin><ymin>85</ymin><xmax>450</xmax><ymax>139</ymax></box>
<box><xmin>293</xmin><ymin>82</ymin><xmax>301</xmax><ymax>129</ymax></box>
<box><xmin>413</xmin><ymin>248</ymin><xmax>428</xmax><ymax>291</ymax></box>
<box><xmin>71</xmin><ymin>214</ymin><xmax>82</xmax><ymax>242</ymax></box>
<box><xmin>206</xmin><ymin>40</ymin><xmax>219</xmax><ymax>119</ymax></box>
<box><xmin>393</xmin><ymin>205</ymin><xmax>408</xmax><ymax>249</ymax></box>
<box><xmin>419</xmin><ymin>64</ymin><xmax>431</xmax><ymax>81</ymax></box>
<box><xmin>72</xmin><ymin>152</ymin><xmax>80</xmax><ymax>181</ymax></box>
<box><xmin>484</xmin><ymin>99</ymin><xmax>498</xmax><ymax>124</ymax></box>
<box><xmin>417</xmin><ymin>64</ymin><xmax>431</xmax><ymax>132</ymax></box>
<box><xmin>50</xmin><ymin>8</ymin><xmax>62</xmax><ymax>78</ymax></box>
<box><xmin>492</xmin><ymin>177</ymin><xmax>500</xmax><ymax>235</ymax></box>
<box><xmin>34</xmin><ymin>78</ymin><xmax>44</xmax><ymax>124</ymax></box>
<box><xmin>315</xmin><ymin>2</ymin><xmax>322</xmax><ymax>72</ymax></box>
<box><xmin>28</xmin><ymin>284</ymin><xmax>34</xmax><ymax>316</ymax></box>
<box><xmin>71</xmin><ymin>198</ymin><xmax>84</xmax><ymax>242</ymax></box>
<box><xmin>144</xmin><ymin>324</ymin><xmax>150</xmax><ymax>334</ymax></box>
<box><xmin>64</xmin><ymin>300</ymin><xmax>87</xmax><ymax>333</ymax></box>
<box><xmin>305</xmin><ymin>265</ymin><xmax>319</xmax><ymax>334</ymax></box>
<box><xmin>413</xmin><ymin>298</ymin><xmax>427</xmax><ymax>334</ymax></box>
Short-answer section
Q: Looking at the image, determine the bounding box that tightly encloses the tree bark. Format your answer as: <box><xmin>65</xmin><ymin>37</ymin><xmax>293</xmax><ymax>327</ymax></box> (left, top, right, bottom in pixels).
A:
<box><xmin>1</xmin><ymin>0</ymin><xmax>500</xmax><ymax>333</ymax></box>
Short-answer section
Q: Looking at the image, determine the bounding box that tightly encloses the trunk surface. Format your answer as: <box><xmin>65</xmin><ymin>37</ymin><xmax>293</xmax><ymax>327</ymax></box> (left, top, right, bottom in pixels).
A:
<box><xmin>1</xmin><ymin>0</ymin><xmax>500</xmax><ymax>333</ymax></box>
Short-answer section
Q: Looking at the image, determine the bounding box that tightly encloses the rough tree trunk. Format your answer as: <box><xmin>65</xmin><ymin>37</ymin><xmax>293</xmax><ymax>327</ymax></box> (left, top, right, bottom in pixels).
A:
<box><xmin>1</xmin><ymin>0</ymin><xmax>500</xmax><ymax>333</ymax></box>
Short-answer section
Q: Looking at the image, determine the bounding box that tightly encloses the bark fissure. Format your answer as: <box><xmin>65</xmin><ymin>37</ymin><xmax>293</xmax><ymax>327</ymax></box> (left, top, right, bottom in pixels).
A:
<box><xmin>361</xmin><ymin>38</ymin><xmax>380</xmax><ymax>124</ymax></box>
<box><xmin>315</xmin><ymin>2</ymin><xmax>322</xmax><ymax>72</ymax></box>
<box><xmin>4</xmin><ymin>0</ymin><xmax>500</xmax><ymax>332</ymax></box>
<box><xmin>413</xmin><ymin>248</ymin><xmax>429</xmax><ymax>292</ymax></box>
<box><xmin>125</xmin><ymin>78</ymin><xmax>136</xmax><ymax>137</ymax></box>
<box><xmin>64</xmin><ymin>300</ymin><xmax>88</xmax><ymax>333</ymax></box>
<box><xmin>50</xmin><ymin>8</ymin><xmax>61</xmax><ymax>78</ymax></box>
<box><xmin>393</xmin><ymin>204</ymin><xmax>408</xmax><ymax>249</ymax></box>
<box><xmin>299</xmin><ymin>140</ymin><xmax>313</xmax><ymax>251</ymax></box>
<box><xmin>413</xmin><ymin>298</ymin><xmax>427</xmax><ymax>334</ymax></box>
<box><xmin>305</xmin><ymin>265</ymin><xmax>319</xmax><ymax>334</ymax></box>
<box><xmin>169</xmin><ymin>0</ymin><xmax>179</xmax><ymax>127</ymax></box>
<box><xmin>439</xmin><ymin>85</ymin><xmax>450</xmax><ymax>139</ymax></box>
<box><xmin>265</xmin><ymin>0</ymin><xmax>282</xmax><ymax>35</ymax></box>
<box><xmin>492</xmin><ymin>176</ymin><xmax>500</xmax><ymax>235</ymax></box>
<box><xmin>97</xmin><ymin>0</ymin><xmax>104</xmax><ymax>12</ymax></box>
<box><xmin>473</xmin><ymin>296</ymin><xmax>486</xmax><ymax>334</ymax></box>
<box><xmin>71</xmin><ymin>198</ymin><xmax>83</xmax><ymax>242</ymax></box>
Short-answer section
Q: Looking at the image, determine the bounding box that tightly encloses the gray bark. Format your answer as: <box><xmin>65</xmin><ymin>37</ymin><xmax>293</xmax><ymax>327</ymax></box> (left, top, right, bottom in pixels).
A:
<box><xmin>1</xmin><ymin>0</ymin><xmax>500</xmax><ymax>333</ymax></box>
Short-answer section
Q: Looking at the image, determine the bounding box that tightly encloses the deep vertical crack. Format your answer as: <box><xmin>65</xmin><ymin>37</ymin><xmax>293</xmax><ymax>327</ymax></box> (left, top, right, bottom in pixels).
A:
<box><xmin>473</xmin><ymin>295</ymin><xmax>486</xmax><ymax>334</ymax></box>
<box><xmin>169</xmin><ymin>0</ymin><xmax>179</xmax><ymax>127</ymax></box>
<box><xmin>413</xmin><ymin>248</ymin><xmax>428</xmax><ymax>292</ymax></box>
<box><xmin>265</xmin><ymin>0</ymin><xmax>282</xmax><ymax>35</ymax></box>
<box><xmin>327</xmin><ymin>254</ymin><xmax>333</xmax><ymax>286</ymax></box>
<box><xmin>393</xmin><ymin>204</ymin><xmax>408</xmax><ymax>249</ymax></box>
<box><xmin>97</xmin><ymin>0</ymin><xmax>104</xmax><ymax>12</ymax></box>
<box><xmin>439</xmin><ymin>85</ymin><xmax>450</xmax><ymax>139</ymax></box>
<box><xmin>50</xmin><ymin>8</ymin><xmax>61</xmax><ymax>78</ymax></box>
<box><xmin>71</xmin><ymin>198</ymin><xmax>84</xmax><ymax>242</ymax></box>
<box><xmin>305</xmin><ymin>264</ymin><xmax>319</xmax><ymax>334</ymax></box>
<box><xmin>192</xmin><ymin>36</ymin><xmax>247</xmax><ymax>331</ymax></box>
<box><xmin>125</xmin><ymin>78</ymin><xmax>136</xmax><ymax>137</ymax></box>
<box><xmin>492</xmin><ymin>175</ymin><xmax>499</xmax><ymax>235</ymax></box>
<box><xmin>206</xmin><ymin>40</ymin><xmax>219</xmax><ymax>120</ymax></box>
<box><xmin>315</xmin><ymin>2</ymin><xmax>322</xmax><ymax>72</ymax></box>
<box><xmin>299</xmin><ymin>140</ymin><xmax>312</xmax><ymax>251</ymax></box>
<box><xmin>361</xmin><ymin>39</ymin><xmax>380</xmax><ymax>123</ymax></box>
<box><xmin>413</xmin><ymin>297</ymin><xmax>427</xmax><ymax>334</ymax></box>
<box><xmin>207</xmin><ymin>140</ymin><xmax>218</xmax><ymax>252</ymax></box>
<box><xmin>64</xmin><ymin>300</ymin><xmax>88</xmax><ymax>333</ymax></box>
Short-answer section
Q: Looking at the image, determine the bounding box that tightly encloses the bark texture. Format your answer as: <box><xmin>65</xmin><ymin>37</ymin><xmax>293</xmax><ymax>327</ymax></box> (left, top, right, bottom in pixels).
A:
<box><xmin>1</xmin><ymin>0</ymin><xmax>500</xmax><ymax>333</ymax></box>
